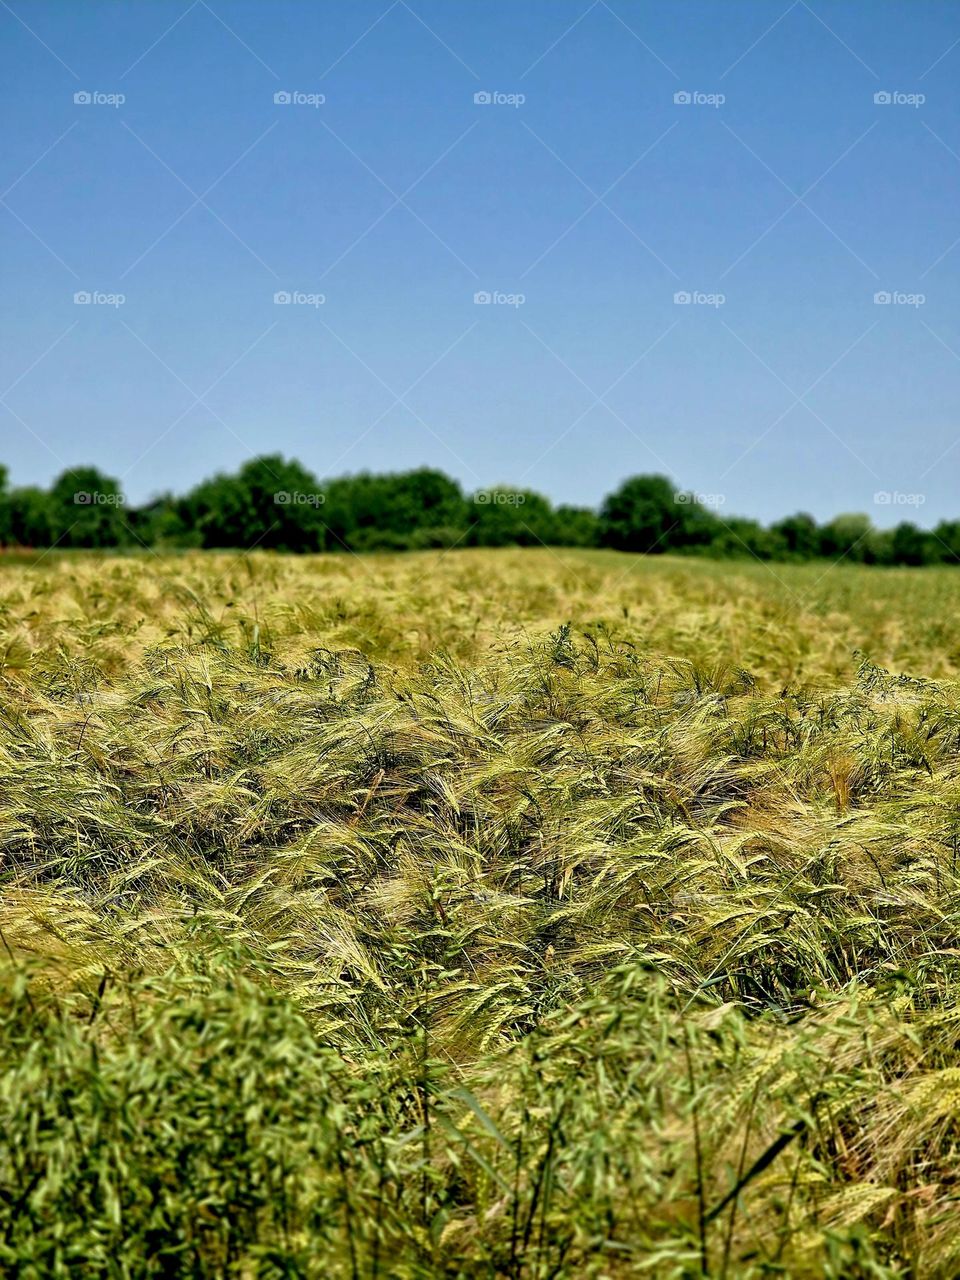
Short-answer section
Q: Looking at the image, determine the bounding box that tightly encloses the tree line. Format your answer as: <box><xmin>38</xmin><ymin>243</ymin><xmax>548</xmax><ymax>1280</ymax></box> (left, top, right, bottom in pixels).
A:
<box><xmin>0</xmin><ymin>458</ymin><xmax>954</xmax><ymax>565</ymax></box>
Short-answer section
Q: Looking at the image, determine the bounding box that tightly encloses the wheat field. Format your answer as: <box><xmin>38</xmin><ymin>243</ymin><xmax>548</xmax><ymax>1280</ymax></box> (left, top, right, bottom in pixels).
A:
<box><xmin>4</xmin><ymin>547</ymin><xmax>960</xmax><ymax>1276</ymax></box>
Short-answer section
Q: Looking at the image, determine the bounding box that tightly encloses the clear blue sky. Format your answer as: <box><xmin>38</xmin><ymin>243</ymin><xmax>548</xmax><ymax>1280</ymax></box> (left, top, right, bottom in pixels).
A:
<box><xmin>2</xmin><ymin>0</ymin><xmax>959</xmax><ymax>525</ymax></box>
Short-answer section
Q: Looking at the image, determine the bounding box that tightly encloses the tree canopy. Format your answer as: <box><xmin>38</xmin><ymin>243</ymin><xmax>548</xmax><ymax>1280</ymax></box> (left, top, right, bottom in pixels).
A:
<box><xmin>0</xmin><ymin>458</ymin><xmax>954</xmax><ymax>568</ymax></box>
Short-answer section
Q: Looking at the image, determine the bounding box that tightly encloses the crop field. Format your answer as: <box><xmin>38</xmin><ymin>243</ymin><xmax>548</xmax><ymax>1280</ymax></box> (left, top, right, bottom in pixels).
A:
<box><xmin>5</xmin><ymin>547</ymin><xmax>960</xmax><ymax>1277</ymax></box>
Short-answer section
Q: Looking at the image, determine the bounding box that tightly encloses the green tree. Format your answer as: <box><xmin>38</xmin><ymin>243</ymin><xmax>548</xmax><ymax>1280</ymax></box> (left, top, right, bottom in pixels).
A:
<box><xmin>8</xmin><ymin>487</ymin><xmax>53</xmax><ymax>547</ymax></box>
<box><xmin>322</xmin><ymin>468</ymin><xmax>467</xmax><ymax>550</ymax></box>
<box><xmin>889</xmin><ymin>522</ymin><xmax>936</xmax><ymax>566</ymax></box>
<box><xmin>932</xmin><ymin>521</ymin><xmax>960</xmax><ymax>565</ymax></box>
<box><xmin>771</xmin><ymin>512</ymin><xmax>820</xmax><ymax>559</ymax></box>
<box><xmin>552</xmin><ymin>504</ymin><xmax>600</xmax><ymax>547</ymax></box>
<box><xmin>705</xmin><ymin>517</ymin><xmax>785</xmax><ymax>559</ymax></box>
<box><xmin>819</xmin><ymin>513</ymin><xmax>873</xmax><ymax>562</ymax></box>
<box><xmin>380</xmin><ymin>468</ymin><xmax>467</xmax><ymax>534</ymax></box>
<box><xmin>128</xmin><ymin>495</ymin><xmax>195</xmax><ymax>548</ymax></box>
<box><xmin>600</xmin><ymin>475</ymin><xmax>676</xmax><ymax>552</ymax></box>
<box><xmin>49</xmin><ymin>467</ymin><xmax>128</xmax><ymax>548</ymax></box>
<box><xmin>468</xmin><ymin>488</ymin><xmax>556</xmax><ymax>547</ymax></box>
<box><xmin>0</xmin><ymin>465</ymin><xmax>10</xmax><ymax>545</ymax></box>
<box><xmin>600</xmin><ymin>476</ymin><xmax>719</xmax><ymax>553</ymax></box>
<box><xmin>183</xmin><ymin>456</ymin><xmax>326</xmax><ymax>551</ymax></box>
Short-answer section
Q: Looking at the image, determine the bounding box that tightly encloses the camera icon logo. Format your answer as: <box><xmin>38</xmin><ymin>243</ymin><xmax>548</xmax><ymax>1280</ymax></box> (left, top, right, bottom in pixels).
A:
<box><xmin>73</xmin><ymin>291</ymin><xmax>91</xmax><ymax>304</ymax></box>
<box><xmin>473</xmin><ymin>91</ymin><xmax>492</xmax><ymax>105</ymax></box>
<box><xmin>673</xmin><ymin>291</ymin><xmax>691</xmax><ymax>304</ymax></box>
<box><xmin>74</xmin><ymin>91</ymin><xmax>91</xmax><ymax>105</ymax></box>
<box><xmin>274</xmin><ymin>491</ymin><xmax>291</xmax><ymax>505</ymax></box>
<box><xmin>674</xmin><ymin>91</ymin><xmax>692</xmax><ymax>105</ymax></box>
<box><xmin>473</xmin><ymin>290</ymin><xmax>492</xmax><ymax>304</ymax></box>
<box><xmin>274</xmin><ymin>291</ymin><xmax>291</xmax><ymax>304</ymax></box>
<box><xmin>74</xmin><ymin>491</ymin><xmax>92</xmax><ymax>504</ymax></box>
<box><xmin>274</xmin><ymin>91</ymin><xmax>292</xmax><ymax>105</ymax></box>
<box><xmin>874</xmin><ymin>91</ymin><xmax>892</xmax><ymax>105</ymax></box>
<box><xmin>874</xmin><ymin>291</ymin><xmax>891</xmax><ymax>305</ymax></box>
